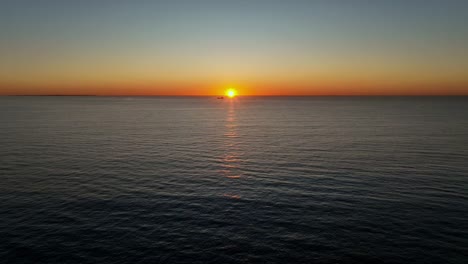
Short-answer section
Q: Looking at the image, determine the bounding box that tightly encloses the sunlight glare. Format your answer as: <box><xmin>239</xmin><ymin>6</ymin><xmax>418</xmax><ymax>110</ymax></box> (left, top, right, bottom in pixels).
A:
<box><xmin>226</xmin><ymin>88</ymin><xmax>237</xmax><ymax>98</ymax></box>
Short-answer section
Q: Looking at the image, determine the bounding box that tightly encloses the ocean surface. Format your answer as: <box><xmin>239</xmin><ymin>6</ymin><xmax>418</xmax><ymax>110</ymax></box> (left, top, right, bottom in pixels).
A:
<box><xmin>1</xmin><ymin>96</ymin><xmax>467</xmax><ymax>264</ymax></box>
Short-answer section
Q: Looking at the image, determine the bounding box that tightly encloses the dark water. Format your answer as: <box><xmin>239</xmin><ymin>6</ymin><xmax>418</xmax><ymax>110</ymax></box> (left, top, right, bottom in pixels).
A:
<box><xmin>1</xmin><ymin>96</ymin><xmax>467</xmax><ymax>264</ymax></box>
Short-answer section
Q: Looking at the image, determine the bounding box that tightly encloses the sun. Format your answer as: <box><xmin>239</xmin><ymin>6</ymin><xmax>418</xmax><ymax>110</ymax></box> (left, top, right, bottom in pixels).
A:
<box><xmin>225</xmin><ymin>88</ymin><xmax>237</xmax><ymax>98</ymax></box>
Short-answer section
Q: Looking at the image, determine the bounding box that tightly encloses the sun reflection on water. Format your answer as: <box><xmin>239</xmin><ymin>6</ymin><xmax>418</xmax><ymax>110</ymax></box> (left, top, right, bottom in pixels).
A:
<box><xmin>221</xmin><ymin>100</ymin><xmax>244</xmax><ymax>199</ymax></box>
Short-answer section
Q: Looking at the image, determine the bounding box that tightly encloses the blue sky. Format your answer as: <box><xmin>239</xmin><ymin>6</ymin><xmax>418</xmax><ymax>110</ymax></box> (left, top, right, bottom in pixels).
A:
<box><xmin>1</xmin><ymin>0</ymin><xmax>467</xmax><ymax>95</ymax></box>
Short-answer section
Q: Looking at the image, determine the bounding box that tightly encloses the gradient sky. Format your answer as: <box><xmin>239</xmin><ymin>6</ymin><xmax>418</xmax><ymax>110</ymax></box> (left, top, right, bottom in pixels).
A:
<box><xmin>1</xmin><ymin>0</ymin><xmax>467</xmax><ymax>95</ymax></box>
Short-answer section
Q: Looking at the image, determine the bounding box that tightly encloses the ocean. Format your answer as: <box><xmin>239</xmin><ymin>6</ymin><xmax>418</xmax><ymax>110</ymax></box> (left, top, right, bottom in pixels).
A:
<box><xmin>1</xmin><ymin>96</ymin><xmax>467</xmax><ymax>263</ymax></box>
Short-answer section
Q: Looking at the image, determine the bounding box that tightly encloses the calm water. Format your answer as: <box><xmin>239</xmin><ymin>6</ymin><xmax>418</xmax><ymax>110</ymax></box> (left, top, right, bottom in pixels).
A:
<box><xmin>1</xmin><ymin>96</ymin><xmax>467</xmax><ymax>264</ymax></box>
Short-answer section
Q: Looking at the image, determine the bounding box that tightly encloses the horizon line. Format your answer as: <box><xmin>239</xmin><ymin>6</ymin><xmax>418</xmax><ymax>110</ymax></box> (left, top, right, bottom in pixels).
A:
<box><xmin>2</xmin><ymin>94</ymin><xmax>468</xmax><ymax>97</ymax></box>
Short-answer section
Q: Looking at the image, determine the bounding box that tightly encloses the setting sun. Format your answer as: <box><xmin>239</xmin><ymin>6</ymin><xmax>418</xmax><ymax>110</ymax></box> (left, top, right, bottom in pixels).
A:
<box><xmin>225</xmin><ymin>88</ymin><xmax>237</xmax><ymax>98</ymax></box>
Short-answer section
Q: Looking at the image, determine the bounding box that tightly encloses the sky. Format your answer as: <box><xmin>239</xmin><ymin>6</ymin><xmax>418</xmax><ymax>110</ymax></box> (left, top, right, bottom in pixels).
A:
<box><xmin>1</xmin><ymin>0</ymin><xmax>467</xmax><ymax>95</ymax></box>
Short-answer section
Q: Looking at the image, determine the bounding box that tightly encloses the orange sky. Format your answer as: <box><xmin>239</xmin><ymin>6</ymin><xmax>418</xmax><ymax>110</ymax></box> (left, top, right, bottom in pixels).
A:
<box><xmin>1</xmin><ymin>81</ymin><xmax>467</xmax><ymax>96</ymax></box>
<box><xmin>1</xmin><ymin>1</ymin><xmax>468</xmax><ymax>96</ymax></box>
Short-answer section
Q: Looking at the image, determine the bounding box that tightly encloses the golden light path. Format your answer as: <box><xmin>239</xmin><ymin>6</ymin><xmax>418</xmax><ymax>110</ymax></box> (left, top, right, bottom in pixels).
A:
<box><xmin>221</xmin><ymin>98</ymin><xmax>242</xmax><ymax>199</ymax></box>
